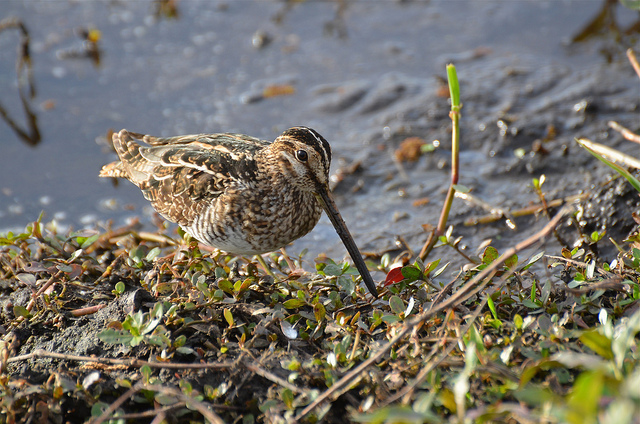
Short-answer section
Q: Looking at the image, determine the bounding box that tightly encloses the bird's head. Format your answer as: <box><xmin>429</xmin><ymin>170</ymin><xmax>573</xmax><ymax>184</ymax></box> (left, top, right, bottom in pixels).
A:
<box><xmin>271</xmin><ymin>126</ymin><xmax>332</xmax><ymax>193</ymax></box>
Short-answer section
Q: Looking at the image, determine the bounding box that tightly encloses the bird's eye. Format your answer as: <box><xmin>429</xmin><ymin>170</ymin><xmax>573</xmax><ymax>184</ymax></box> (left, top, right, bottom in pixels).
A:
<box><xmin>295</xmin><ymin>150</ymin><xmax>308</xmax><ymax>162</ymax></box>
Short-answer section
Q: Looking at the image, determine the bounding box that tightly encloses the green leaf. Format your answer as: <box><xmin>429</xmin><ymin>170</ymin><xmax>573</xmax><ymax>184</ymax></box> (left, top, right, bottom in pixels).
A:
<box><xmin>446</xmin><ymin>63</ymin><xmax>460</xmax><ymax>108</ymax></box>
<box><xmin>532</xmin><ymin>177</ymin><xmax>540</xmax><ymax>190</ymax></box>
<box><xmin>97</xmin><ymin>329</ymin><xmax>134</xmax><ymax>345</ymax></box>
<box><xmin>122</xmin><ymin>311</ymin><xmax>142</xmax><ymax>335</ymax></box>
<box><xmin>389</xmin><ymin>296</ymin><xmax>405</xmax><ymax>315</ymax></box>
<box><xmin>174</xmin><ymin>335</ymin><xmax>187</xmax><ymax>348</ymax></box>
<box><xmin>612</xmin><ymin>308</ymin><xmax>640</xmax><ymax>369</ymax></box>
<box><xmin>283</xmin><ymin>299</ymin><xmax>305</xmax><ymax>309</ymax></box>
<box><xmin>579</xmin><ymin>330</ymin><xmax>613</xmax><ymax>359</ymax></box>
<box><xmin>57</xmin><ymin>264</ymin><xmax>73</xmax><ymax>273</ymax></box>
<box><xmin>259</xmin><ymin>399</ymin><xmax>279</xmax><ymax>413</ymax></box>
<box><xmin>413</xmin><ymin>391</ymin><xmax>436</xmax><ymax>414</ymax></box>
<box><xmin>522</xmin><ymin>299</ymin><xmax>542</xmax><ymax>309</ymax></box>
<box><xmin>621</xmin><ymin>0</ymin><xmax>640</xmax><ymax>10</ymax></box>
<box><xmin>214</xmin><ymin>267</ymin><xmax>227</xmax><ymax>279</ymax></box>
<box><xmin>567</xmin><ymin>370</ymin><xmax>604</xmax><ymax>423</ymax></box>
<box><xmin>504</xmin><ymin>254</ymin><xmax>518</xmax><ymax>269</ymax></box>
<box><xmin>323</xmin><ymin>263</ymin><xmax>343</xmax><ymax>276</ymax></box>
<box><xmin>432</xmin><ymin>262</ymin><xmax>449</xmax><ymax>278</ymax></box>
<box><xmin>237</xmin><ymin>278</ymin><xmax>253</xmax><ymax>294</ymax></box>
<box><xmin>514</xmin><ymin>386</ymin><xmax>557</xmax><ymax>405</ymax></box>
<box><xmin>514</xmin><ymin>314</ymin><xmax>523</xmax><ymax>330</ymax></box>
<box><xmin>530</xmin><ymin>280</ymin><xmax>537</xmax><ymax>303</ymax></box>
<box><xmin>145</xmin><ymin>247</ymin><xmax>162</xmax><ymax>262</ymax></box>
<box><xmin>424</xmin><ymin>258</ymin><xmax>441</xmax><ymax>276</ymax></box>
<box><xmin>381</xmin><ymin>314</ymin><xmax>402</xmax><ymax>324</ymax></box>
<box><xmin>13</xmin><ymin>305</ymin><xmax>31</xmax><ymax>318</ymax></box>
<box><xmin>313</xmin><ymin>302</ymin><xmax>326</xmax><ymax>322</ymax></box>
<box><xmin>115</xmin><ymin>378</ymin><xmax>132</xmax><ymax>388</ymax></box>
<box><xmin>179</xmin><ymin>379</ymin><xmax>193</xmax><ymax>394</ymax></box>
<box><xmin>336</xmin><ymin>275</ymin><xmax>355</xmax><ymax>294</ymax></box>
<box><xmin>452</xmin><ymin>184</ymin><xmax>470</xmax><ymax>193</ymax></box>
<box><xmin>341</xmin><ymin>261</ymin><xmax>354</xmax><ymax>274</ymax></box>
<box><xmin>401</xmin><ymin>265</ymin><xmax>422</xmax><ymax>281</ymax></box>
<box><xmin>482</xmin><ymin>246</ymin><xmax>499</xmax><ymax>264</ymax></box>
<box><xmin>91</xmin><ymin>402</ymin><xmax>110</xmax><ymax>417</ymax></box>
<box><xmin>487</xmin><ymin>296</ymin><xmax>498</xmax><ymax>320</ymax></box>
<box><xmin>281</xmin><ymin>388</ymin><xmax>294</xmax><ymax>409</ymax></box>
<box><xmin>129</xmin><ymin>246</ymin><xmax>145</xmax><ymax>262</ymax></box>
<box><xmin>521</xmin><ymin>251</ymin><xmax>545</xmax><ymax>271</ymax></box>
<box><xmin>576</xmin><ymin>138</ymin><xmax>640</xmax><ymax>192</ymax></box>
<box><xmin>141</xmin><ymin>365</ymin><xmax>152</xmax><ymax>382</ymax></box>
<box><xmin>78</xmin><ymin>233</ymin><xmax>100</xmax><ymax>249</ymax></box>
<box><xmin>420</xmin><ymin>143</ymin><xmax>436</xmax><ymax>153</ymax></box>
<box><xmin>217</xmin><ymin>279</ymin><xmax>234</xmax><ymax>295</ymax></box>
<box><xmin>213</xmin><ymin>289</ymin><xmax>225</xmax><ymax>301</ymax></box>
<box><xmin>233</xmin><ymin>279</ymin><xmax>243</xmax><ymax>293</ymax></box>
<box><xmin>223</xmin><ymin>308</ymin><xmax>234</xmax><ymax>327</ymax></box>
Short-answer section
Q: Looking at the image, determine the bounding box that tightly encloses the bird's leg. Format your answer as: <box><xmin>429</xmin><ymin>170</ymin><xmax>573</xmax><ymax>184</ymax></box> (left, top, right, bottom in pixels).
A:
<box><xmin>279</xmin><ymin>248</ymin><xmax>296</xmax><ymax>273</ymax></box>
<box><xmin>255</xmin><ymin>254</ymin><xmax>277</xmax><ymax>280</ymax></box>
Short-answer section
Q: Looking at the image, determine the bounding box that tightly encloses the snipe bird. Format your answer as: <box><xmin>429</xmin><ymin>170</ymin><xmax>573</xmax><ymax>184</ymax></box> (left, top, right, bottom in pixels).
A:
<box><xmin>99</xmin><ymin>127</ymin><xmax>378</xmax><ymax>297</ymax></box>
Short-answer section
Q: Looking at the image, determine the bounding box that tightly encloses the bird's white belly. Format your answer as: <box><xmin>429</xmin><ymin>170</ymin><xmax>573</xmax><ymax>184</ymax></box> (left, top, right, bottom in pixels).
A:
<box><xmin>183</xmin><ymin>224</ymin><xmax>266</xmax><ymax>255</ymax></box>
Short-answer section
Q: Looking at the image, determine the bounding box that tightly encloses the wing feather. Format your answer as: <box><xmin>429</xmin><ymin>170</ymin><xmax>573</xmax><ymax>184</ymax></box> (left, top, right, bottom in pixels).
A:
<box><xmin>99</xmin><ymin>129</ymin><xmax>269</xmax><ymax>227</ymax></box>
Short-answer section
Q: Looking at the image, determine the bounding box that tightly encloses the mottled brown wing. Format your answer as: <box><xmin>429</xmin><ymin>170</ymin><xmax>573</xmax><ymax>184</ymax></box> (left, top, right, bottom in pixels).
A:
<box><xmin>101</xmin><ymin>129</ymin><xmax>269</xmax><ymax>227</ymax></box>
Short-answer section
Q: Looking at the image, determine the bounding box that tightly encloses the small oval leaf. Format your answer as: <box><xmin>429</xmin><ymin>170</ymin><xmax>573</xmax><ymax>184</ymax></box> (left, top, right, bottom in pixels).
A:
<box><xmin>223</xmin><ymin>308</ymin><xmax>234</xmax><ymax>327</ymax></box>
<box><xmin>313</xmin><ymin>302</ymin><xmax>326</xmax><ymax>322</ymax></box>
<box><xmin>482</xmin><ymin>246</ymin><xmax>499</xmax><ymax>264</ymax></box>
<box><xmin>401</xmin><ymin>265</ymin><xmax>422</xmax><ymax>281</ymax></box>
<box><xmin>283</xmin><ymin>299</ymin><xmax>305</xmax><ymax>309</ymax></box>
<box><xmin>389</xmin><ymin>295</ymin><xmax>405</xmax><ymax>315</ymax></box>
<box><xmin>384</xmin><ymin>267</ymin><xmax>404</xmax><ymax>286</ymax></box>
<box><xmin>13</xmin><ymin>305</ymin><xmax>31</xmax><ymax>318</ymax></box>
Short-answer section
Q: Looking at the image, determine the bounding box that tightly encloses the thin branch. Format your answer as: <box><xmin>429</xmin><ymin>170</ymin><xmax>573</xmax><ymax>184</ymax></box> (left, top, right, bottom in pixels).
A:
<box><xmin>608</xmin><ymin>120</ymin><xmax>640</xmax><ymax>144</ymax></box>
<box><xmin>463</xmin><ymin>194</ymin><xmax>585</xmax><ymax>226</ymax></box>
<box><xmin>88</xmin><ymin>380</ymin><xmax>144</xmax><ymax>424</ymax></box>
<box><xmin>627</xmin><ymin>48</ymin><xmax>640</xmax><ymax>79</ymax></box>
<box><xmin>242</xmin><ymin>359</ymin><xmax>305</xmax><ymax>394</ymax></box>
<box><xmin>546</xmin><ymin>255</ymin><xmax>615</xmax><ymax>278</ymax></box>
<box><xmin>560</xmin><ymin>277</ymin><xmax>627</xmax><ymax>294</ymax></box>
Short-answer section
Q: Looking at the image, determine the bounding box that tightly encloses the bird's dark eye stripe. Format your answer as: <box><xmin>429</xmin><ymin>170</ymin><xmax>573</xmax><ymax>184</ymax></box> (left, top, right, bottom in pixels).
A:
<box><xmin>303</xmin><ymin>127</ymin><xmax>331</xmax><ymax>164</ymax></box>
<box><xmin>282</xmin><ymin>127</ymin><xmax>332</xmax><ymax>167</ymax></box>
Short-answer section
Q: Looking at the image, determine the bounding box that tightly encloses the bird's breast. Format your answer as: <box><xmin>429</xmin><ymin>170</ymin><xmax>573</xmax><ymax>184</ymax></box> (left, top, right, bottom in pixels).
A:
<box><xmin>186</xmin><ymin>184</ymin><xmax>323</xmax><ymax>255</ymax></box>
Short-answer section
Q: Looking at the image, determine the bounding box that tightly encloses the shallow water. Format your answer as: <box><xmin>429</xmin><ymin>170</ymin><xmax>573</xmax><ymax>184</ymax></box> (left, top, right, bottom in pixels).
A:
<box><xmin>1</xmin><ymin>0</ymin><xmax>638</xmax><ymax>265</ymax></box>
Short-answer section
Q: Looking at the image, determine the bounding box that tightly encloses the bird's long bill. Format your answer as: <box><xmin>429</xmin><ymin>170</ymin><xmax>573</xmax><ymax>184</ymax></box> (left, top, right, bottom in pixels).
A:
<box><xmin>316</xmin><ymin>189</ymin><xmax>379</xmax><ymax>298</ymax></box>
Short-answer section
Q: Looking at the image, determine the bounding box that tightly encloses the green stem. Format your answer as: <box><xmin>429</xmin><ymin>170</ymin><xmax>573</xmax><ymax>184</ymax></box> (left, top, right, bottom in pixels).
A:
<box><xmin>419</xmin><ymin>64</ymin><xmax>461</xmax><ymax>261</ymax></box>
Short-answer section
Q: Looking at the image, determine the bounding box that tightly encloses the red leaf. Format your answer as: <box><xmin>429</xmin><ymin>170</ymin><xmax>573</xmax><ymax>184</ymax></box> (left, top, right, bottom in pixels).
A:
<box><xmin>384</xmin><ymin>267</ymin><xmax>404</xmax><ymax>286</ymax></box>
